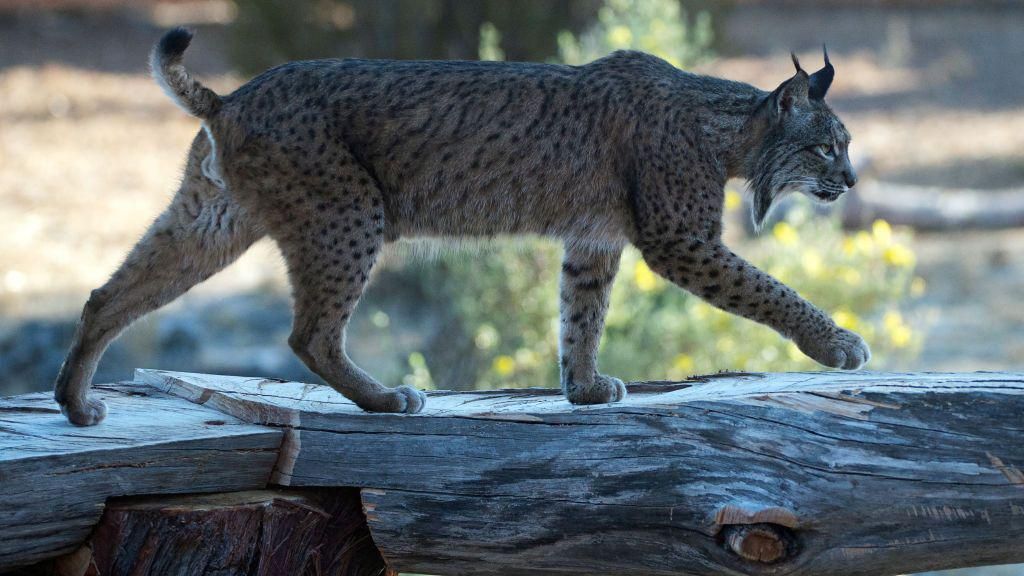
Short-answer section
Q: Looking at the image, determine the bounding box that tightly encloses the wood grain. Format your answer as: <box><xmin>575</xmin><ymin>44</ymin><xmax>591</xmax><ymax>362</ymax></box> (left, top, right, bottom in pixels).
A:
<box><xmin>0</xmin><ymin>383</ymin><xmax>282</xmax><ymax>570</ymax></box>
<box><xmin>137</xmin><ymin>369</ymin><xmax>1024</xmax><ymax>576</ymax></box>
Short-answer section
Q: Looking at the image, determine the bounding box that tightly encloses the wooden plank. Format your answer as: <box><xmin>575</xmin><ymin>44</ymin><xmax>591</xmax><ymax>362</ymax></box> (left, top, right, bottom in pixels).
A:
<box><xmin>0</xmin><ymin>383</ymin><xmax>282</xmax><ymax>570</ymax></box>
<box><xmin>138</xmin><ymin>369</ymin><xmax>1024</xmax><ymax>576</ymax></box>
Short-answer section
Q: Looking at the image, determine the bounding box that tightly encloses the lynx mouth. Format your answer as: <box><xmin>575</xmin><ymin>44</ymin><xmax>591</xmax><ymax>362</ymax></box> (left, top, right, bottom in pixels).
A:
<box><xmin>813</xmin><ymin>189</ymin><xmax>844</xmax><ymax>202</ymax></box>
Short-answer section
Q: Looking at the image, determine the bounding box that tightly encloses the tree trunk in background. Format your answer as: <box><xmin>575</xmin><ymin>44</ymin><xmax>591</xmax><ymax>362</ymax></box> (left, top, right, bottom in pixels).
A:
<box><xmin>229</xmin><ymin>0</ymin><xmax>602</xmax><ymax>73</ymax></box>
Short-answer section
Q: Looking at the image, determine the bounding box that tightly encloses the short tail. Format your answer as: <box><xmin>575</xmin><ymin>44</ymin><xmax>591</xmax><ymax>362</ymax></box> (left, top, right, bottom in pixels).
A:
<box><xmin>150</xmin><ymin>27</ymin><xmax>222</xmax><ymax>118</ymax></box>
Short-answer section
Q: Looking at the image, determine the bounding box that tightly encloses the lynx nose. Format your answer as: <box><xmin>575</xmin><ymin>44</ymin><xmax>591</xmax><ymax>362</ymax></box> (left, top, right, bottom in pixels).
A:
<box><xmin>843</xmin><ymin>169</ymin><xmax>858</xmax><ymax>189</ymax></box>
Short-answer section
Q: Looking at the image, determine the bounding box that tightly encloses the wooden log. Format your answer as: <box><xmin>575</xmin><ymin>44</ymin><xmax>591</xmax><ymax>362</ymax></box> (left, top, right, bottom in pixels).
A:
<box><xmin>841</xmin><ymin>181</ymin><xmax>1024</xmax><ymax>231</ymax></box>
<box><xmin>44</xmin><ymin>489</ymin><xmax>394</xmax><ymax>576</ymax></box>
<box><xmin>139</xmin><ymin>369</ymin><xmax>1024</xmax><ymax>576</ymax></box>
<box><xmin>0</xmin><ymin>384</ymin><xmax>282</xmax><ymax>571</ymax></box>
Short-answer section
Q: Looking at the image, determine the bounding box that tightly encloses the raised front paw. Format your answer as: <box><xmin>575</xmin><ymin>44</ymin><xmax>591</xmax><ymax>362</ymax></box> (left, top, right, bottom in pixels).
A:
<box><xmin>565</xmin><ymin>373</ymin><xmax>627</xmax><ymax>405</ymax></box>
<box><xmin>798</xmin><ymin>327</ymin><xmax>871</xmax><ymax>370</ymax></box>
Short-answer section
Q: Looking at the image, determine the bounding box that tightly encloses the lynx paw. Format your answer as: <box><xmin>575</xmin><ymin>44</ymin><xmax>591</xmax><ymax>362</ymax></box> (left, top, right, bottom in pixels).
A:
<box><xmin>60</xmin><ymin>396</ymin><xmax>108</xmax><ymax>427</ymax></box>
<box><xmin>799</xmin><ymin>327</ymin><xmax>871</xmax><ymax>370</ymax></box>
<box><xmin>364</xmin><ymin>385</ymin><xmax>427</xmax><ymax>414</ymax></box>
<box><xmin>566</xmin><ymin>374</ymin><xmax>627</xmax><ymax>405</ymax></box>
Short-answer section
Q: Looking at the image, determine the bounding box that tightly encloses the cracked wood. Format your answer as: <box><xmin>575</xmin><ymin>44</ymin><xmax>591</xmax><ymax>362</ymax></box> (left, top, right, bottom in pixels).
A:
<box><xmin>137</xmin><ymin>369</ymin><xmax>1024</xmax><ymax>576</ymax></box>
<box><xmin>0</xmin><ymin>384</ymin><xmax>282</xmax><ymax>570</ymax></box>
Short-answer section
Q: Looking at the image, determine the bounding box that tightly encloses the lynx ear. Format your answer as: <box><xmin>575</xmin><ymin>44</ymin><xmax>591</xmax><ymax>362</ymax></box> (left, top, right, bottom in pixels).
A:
<box><xmin>770</xmin><ymin>67</ymin><xmax>810</xmax><ymax>119</ymax></box>
<box><xmin>808</xmin><ymin>45</ymin><xmax>834</xmax><ymax>100</ymax></box>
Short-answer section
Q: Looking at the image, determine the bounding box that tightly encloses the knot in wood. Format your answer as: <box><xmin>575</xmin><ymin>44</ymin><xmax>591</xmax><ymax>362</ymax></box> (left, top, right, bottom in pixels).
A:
<box><xmin>721</xmin><ymin>523</ymin><xmax>796</xmax><ymax>564</ymax></box>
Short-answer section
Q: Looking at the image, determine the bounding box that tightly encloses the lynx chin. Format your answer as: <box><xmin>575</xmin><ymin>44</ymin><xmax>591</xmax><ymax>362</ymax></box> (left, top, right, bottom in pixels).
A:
<box><xmin>55</xmin><ymin>28</ymin><xmax>868</xmax><ymax>426</ymax></box>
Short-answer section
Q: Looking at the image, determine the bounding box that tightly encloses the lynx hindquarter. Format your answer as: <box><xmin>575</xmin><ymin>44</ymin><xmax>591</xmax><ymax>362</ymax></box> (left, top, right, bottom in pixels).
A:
<box><xmin>55</xmin><ymin>28</ymin><xmax>869</xmax><ymax>426</ymax></box>
<box><xmin>54</xmin><ymin>134</ymin><xmax>262</xmax><ymax>425</ymax></box>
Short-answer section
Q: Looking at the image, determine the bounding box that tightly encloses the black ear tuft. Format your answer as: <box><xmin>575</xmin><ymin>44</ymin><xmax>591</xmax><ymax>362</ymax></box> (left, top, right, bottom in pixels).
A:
<box><xmin>790</xmin><ymin>52</ymin><xmax>805</xmax><ymax>74</ymax></box>
<box><xmin>808</xmin><ymin>44</ymin><xmax>834</xmax><ymax>100</ymax></box>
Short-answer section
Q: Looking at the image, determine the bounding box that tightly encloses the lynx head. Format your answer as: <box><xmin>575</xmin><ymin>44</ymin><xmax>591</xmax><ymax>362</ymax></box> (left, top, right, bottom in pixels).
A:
<box><xmin>749</xmin><ymin>47</ymin><xmax>857</xmax><ymax>229</ymax></box>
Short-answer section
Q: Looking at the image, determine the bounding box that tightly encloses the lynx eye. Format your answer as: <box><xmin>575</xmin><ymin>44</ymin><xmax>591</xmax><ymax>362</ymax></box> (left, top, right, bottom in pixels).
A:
<box><xmin>815</xmin><ymin>143</ymin><xmax>835</xmax><ymax>158</ymax></box>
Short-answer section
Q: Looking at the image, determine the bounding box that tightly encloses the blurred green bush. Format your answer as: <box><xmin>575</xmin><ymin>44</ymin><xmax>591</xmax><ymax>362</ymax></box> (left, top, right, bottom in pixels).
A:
<box><xmin>383</xmin><ymin>0</ymin><xmax>923</xmax><ymax>389</ymax></box>
<box><xmin>388</xmin><ymin>204</ymin><xmax>921</xmax><ymax>390</ymax></box>
<box><xmin>556</xmin><ymin>0</ymin><xmax>713</xmax><ymax>68</ymax></box>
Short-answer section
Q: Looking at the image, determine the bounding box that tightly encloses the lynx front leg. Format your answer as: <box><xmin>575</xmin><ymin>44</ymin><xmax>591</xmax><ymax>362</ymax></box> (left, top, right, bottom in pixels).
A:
<box><xmin>639</xmin><ymin>237</ymin><xmax>870</xmax><ymax>369</ymax></box>
<box><xmin>559</xmin><ymin>243</ymin><xmax>626</xmax><ymax>404</ymax></box>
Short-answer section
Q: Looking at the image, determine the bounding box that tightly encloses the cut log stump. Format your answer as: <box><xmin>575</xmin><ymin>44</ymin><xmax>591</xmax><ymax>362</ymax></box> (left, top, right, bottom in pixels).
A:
<box><xmin>83</xmin><ymin>489</ymin><xmax>390</xmax><ymax>576</ymax></box>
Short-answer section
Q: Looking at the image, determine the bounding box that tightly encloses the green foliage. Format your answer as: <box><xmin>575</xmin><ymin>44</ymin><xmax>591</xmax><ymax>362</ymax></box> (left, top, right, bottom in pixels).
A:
<box><xmin>601</xmin><ymin>203</ymin><xmax>922</xmax><ymax>381</ymax></box>
<box><xmin>557</xmin><ymin>0</ymin><xmax>713</xmax><ymax>67</ymax></box>
<box><xmin>392</xmin><ymin>204</ymin><xmax>922</xmax><ymax>389</ymax></box>
<box><xmin>479</xmin><ymin>22</ymin><xmax>506</xmax><ymax>62</ymax></box>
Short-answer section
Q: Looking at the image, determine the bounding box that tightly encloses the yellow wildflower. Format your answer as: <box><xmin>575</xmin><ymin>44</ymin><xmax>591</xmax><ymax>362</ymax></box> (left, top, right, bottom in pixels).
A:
<box><xmin>833</xmin><ymin>309</ymin><xmax>861</xmax><ymax>331</ymax></box>
<box><xmin>607</xmin><ymin>25</ymin><xmax>633</xmax><ymax>47</ymax></box>
<box><xmin>854</xmin><ymin>230</ymin><xmax>874</xmax><ymax>254</ymax></box>
<box><xmin>672</xmin><ymin>354</ymin><xmax>695</xmax><ymax>373</ymax></box>
<box><xmin>724</xmin><ymin>189</ymin><xmax>742</xmax><ymax>212</ymax></box>
<box><xmin>772</xmin><ymin>222</ymin><xmax>799</xmax><ymax>246</ymax></box>
<box><xmin>890</xmin><ymin>325</ymin><xmax>912</xmax><ymax>348</ymax></box>
<box><xmin>633</xmin><ymin>260</ymin><xmax>660</xmax><ymax>292</ymax></box>
<box><xmin>872</xmin><ymin>219</ymin><xmax>893</xmax><ymax>246</ymax></box>
<box><xmin>883</xmin><ymin>311</ymin><xmax>912</xmax><ymax>348</ymax></box>
<box><xmin>492</xmin><ymin>355</ymin><xmax>515</xmax><ymax>376</ymax></box>
<box><xmin>883</xmin><ymin>243</ymin><xmax>916</xmax><ymax>268</ymax></box>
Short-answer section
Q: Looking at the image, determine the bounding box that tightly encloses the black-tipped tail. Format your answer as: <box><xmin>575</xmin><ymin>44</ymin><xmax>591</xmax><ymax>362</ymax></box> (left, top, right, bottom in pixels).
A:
<box><xmin>150</xmin><ymin>27</ymin><xmax>222</xmax><ymax>118</ymax></box>
<box><xmin>158</xmin><ymin>26</ymin><xmax>194</xmax><ymax>59</ymax></box>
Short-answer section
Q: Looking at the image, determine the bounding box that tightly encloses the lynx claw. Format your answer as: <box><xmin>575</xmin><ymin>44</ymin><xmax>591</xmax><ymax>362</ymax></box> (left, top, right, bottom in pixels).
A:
<box><xmin>566</xmin><ymin>374</ymin><xmax>628</xmax><ymax>405</ymax></box>
<box><xmin>60</xmin><ymin>396</ymin><xmax>108</xmax><ymax>427</ymax></box>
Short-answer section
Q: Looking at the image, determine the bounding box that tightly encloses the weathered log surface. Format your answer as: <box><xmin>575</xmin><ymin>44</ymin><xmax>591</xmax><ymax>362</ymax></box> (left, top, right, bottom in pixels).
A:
<box><xmin>842</xmin><ymin>181</ymin><xmax>1024</xmax><ymax>231</ymax></box>
<box><xmin>137</xmin><ymin>369</ymin><xmax>1024</xmax><ymax>576</ymax></box>
<box><xmin>0</xmin><ymin>384</ymin><xmax>282</xmax><ymax>570</ymax></box>
<box><xmin>67</xmin><ymin>489</ymin><xmax>394</xmax><ymax>576</ymax></box>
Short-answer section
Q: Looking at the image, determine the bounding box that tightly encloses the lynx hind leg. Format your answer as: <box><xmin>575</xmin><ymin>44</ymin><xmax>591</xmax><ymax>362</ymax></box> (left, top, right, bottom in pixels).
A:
<box><xmin>261</xmin><ymin>156</ymin><xmax>425</xmax><ymax>414</ymax></box>
<box><xmin>559</xmin><ymin>243</ymin><xmax>626</xmax><ymax>405</ymax></box>
<box><xmin>55</xmin><ymin>134</ymin><xmax>261</xmax><ymax>425</ymax></box>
